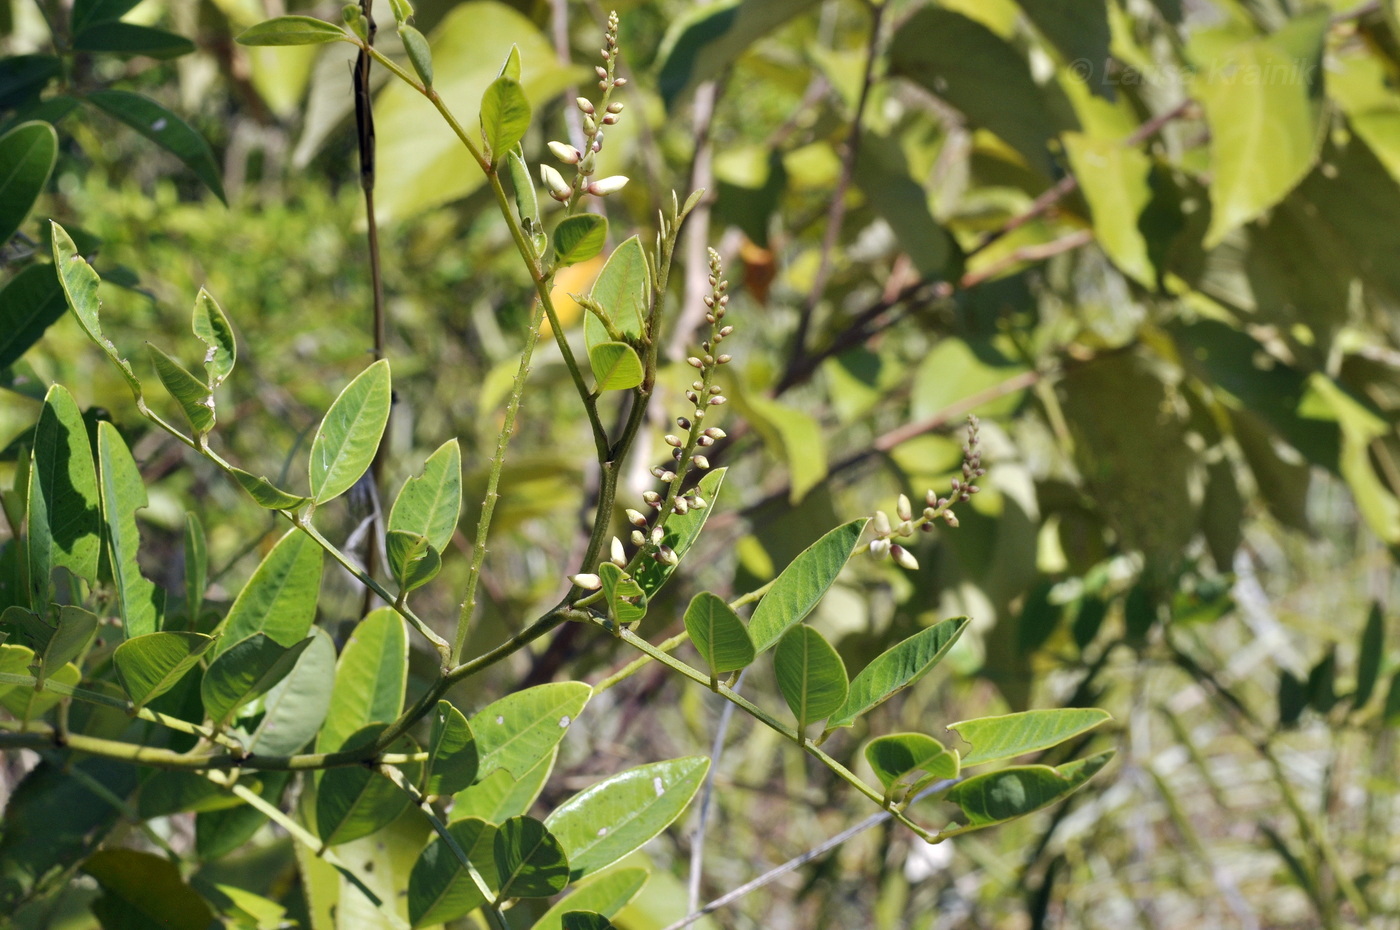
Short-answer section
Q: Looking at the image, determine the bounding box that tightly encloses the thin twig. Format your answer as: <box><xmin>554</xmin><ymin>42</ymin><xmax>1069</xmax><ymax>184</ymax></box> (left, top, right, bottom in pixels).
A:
<box><xmin>688</xmin><ymin>669</ymin><xmax>747</xmax><ymax>912</ymax></box>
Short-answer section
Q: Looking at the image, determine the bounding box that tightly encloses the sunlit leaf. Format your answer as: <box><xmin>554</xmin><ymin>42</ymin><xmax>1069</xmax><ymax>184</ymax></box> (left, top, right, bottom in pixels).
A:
<box><xmin>748</xmin><ymin>519</ymin><xmax>864</xmax><ymax>653</ymax></box>
<box><xmin>148</xmin><ymin>343</ymin><xmax>215</xmax><ymax>434</ymax></box>
<box><xmin>531</xmin><ymin>868</ymin><xmax>648</xmax><ymax>930</ymax></box>
<box><xmin>828</xmin><ymin>617</ymin><xmax>968</xmax><ymax>729</ymax></box>
<box><xmin>948</xmin><ymin>707</ymin><xmax>1112</xmax><ymax>767</ymax></box>
<box><xmin>480</xmin><ymin>76</ymin><xmax>530</xmax><ymax>162</ymax></box>
<box><xmin>774</xmin><ymin>626</ymin><xmax>848</xmax><ymax>735</ymax></box>
<box><xmin>246</xmin><ymin>628</ymin><xmax>335</xmax><ymax>757</ymax></box>
<box><xmin>28</xmin><ymin>384</ymin><xmax>101</xmax><ymax>610</ymax></box>
<box><xmin>388</xmin><ymin>439</ymin><xmax>462</xmax><ymax>554</ymax></box>
<box><xmin>471</xmin><ymin>681</ymin><xmax>589</xmax><ymax>778</ymax></box>
<box><xmin>96</xmin><ymin>421</ymin><xmax>164</xmax><ymax>638</ymax></box>
<box><xmin>113</xmin><ymin>631</ymin><xmax>214</xmax><ymax>709</ymax></box>
<box><xmin>683</xmin><ymin>592</ymin><xmax>754</xmax><ymax>676</ymax></box>
<box><xmin>633</xmin><ymin>468</ymin><xmax>726</xmax><ymax>598</ymax></box>
<box><xmin>554</xmin><ymin>214</ymin><xmax>608</xmax><ymax>266</ymax></box>
<box><xmin>237</xmin><ymin>16</ymin><xmax>348</xmax><ymax>46</ymax></box>
<box><xmin>937</xmin><ymin>752</ymin><xmax>1114</xmax><ymax>839</ymax></box>
<box><xmin>598</xmin><ymin>563</ymin><xmax>646</xmax><ymax>627</ymax></box>
<box><xmin>215</xmin><ymin>528</ymin><xmax>323</xmax><ymax>653</ymax></box>
<box><xmin>191</xmin><ymin>288</ymin><xmax>235</xmax><ymax>387</ymax></box>
<box><xmin>588</xmin><ymin>341</ymin><xmax>644</xmax><ymax>391</ymax></box>
<box><xmin>318</xmin><ymin>607</ymin><xmax>407</xmax><ymax>752</ymax></box>
<box><xmin>308</xmin><ymin>358</ymin><xmax>391</xmax><ymax>504</ymax></box>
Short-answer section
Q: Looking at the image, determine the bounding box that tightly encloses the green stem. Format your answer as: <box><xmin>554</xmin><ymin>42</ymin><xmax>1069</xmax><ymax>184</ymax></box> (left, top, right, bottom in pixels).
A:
<box><xmin>452</xmin><ymin>298</ymin><xmax>546</xmax><ymax>663</ymax></box>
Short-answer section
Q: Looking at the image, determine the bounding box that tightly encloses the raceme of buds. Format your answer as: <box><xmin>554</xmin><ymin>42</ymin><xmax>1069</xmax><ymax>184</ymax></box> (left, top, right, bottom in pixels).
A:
<box><xmin>540</xmin><ymin>163</ymin><xmax>571</xmax><ymax>201</ymax></box>
<box><xmin>586</xmin><ymin>175</ymin><xmax>629</xmax><ymax>196</ymax></box>
<box><xmin>548</xmin><ymin>141</ymin><xmax>582</xmax><ymax>164</ymax></box>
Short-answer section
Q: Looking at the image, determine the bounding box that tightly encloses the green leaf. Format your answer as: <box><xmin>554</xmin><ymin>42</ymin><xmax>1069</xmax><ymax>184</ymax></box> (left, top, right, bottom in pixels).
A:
<box><xmin>585</xmin><ymin>235</ymin><xmax>650</xmax><ymax>351</ymax></box>
<box><xmin>1194</xmin><ymin>12</ymin><xmax>1328</xmax><ymax>248</ymax></box>
<box><xmin>317</xmin><ymin>725</ymin><xmax>421</xmax><ymax>846</ymax></box>
<box><xmin>73</xmin><ymin>22</ymin><xmax>194</xmax><ymax>58</ymax></box>
<box><xmin>948</xmin><ymin>707</ymin><xmax>1113</xmax><ymax>767</ymax></box>
<box><xmin>318</xmin><ymin>607</ymin><xmax>407</xmax><ymax>752</ymax></box>
<box><xmin>191</xmin><ymin>288</ymin><xmax>235</xmax><ymax>387</ymax></box>
<box><xmin>938</xmin><ymin>751</ymin><xmax>1115</xmax><ymax>839</ymax></box>
<box><xmin>545</xmin><ymin>756</ymin><xmax>709</xmax><ymax>881</ymax></box>
<box><xmin>407</xmin><ymin>817</ymin><xmax>495</xmax><ymax>926</ymax></box>
<box><xmin>563</xmin><ymin>913</ymin><xmax>615</xmax><ymax>930</ymax></box>
<box><xmin>554</xmin><ymin>214</ymin><xmax>608</xmax><ymax>266</ymax></box>
<box><xmin>28</xmin><ymin>384</ymin><xmax>102</xmax><ymax>609</ymax></box>
<box><xmin>1013</xmin><ymin>0</ymin><xmax>1110</xmax><ymax>95</ymax></box>
<box><xmin>51</xmin><ymin>224</ymin><xmax>143</xmax><ymax>395</ymax></box>
<box><xmin>633</xmin><ymin>467</ymin><xmax>727</xmax><ymax>598</ymax></box>
<box><xmin>201</xmin><ymin>632</ymin><xmax>312</xmax><ymax>725</ymax></box>
<box><xmin>738</xmin><ymin>393</ymin><xmax>827</xmax><ymax>504</ymax></box>
<box><xmin>148</xmin><ymin>343</ymin><xmax>215</xmax><ymax>434</ymax></box>
<box><xmin>480</xmin><ymin>76</ymin><xmax>531</xmax><ymax>162</ymax></box>
<box><xmin>216</xmin><ymin>528</ymin><xmax>323</xmax><ymax>652</ymax></box>
<box><xmin>230</xmin><ymin>468</ymin><xmax>310</xmax><ymax>510</ymax></box>
<box><xmin>472</xmin><ymin>681</ymin><xmax>589</xmax><ymax>779</ymax></box>
<box><xmin>85</xmin><ymin>90</ymin><xmax>226</xmax><ymax>203</ymax></box>
<box><xmin>0</xmin><ymin>263</ymin><xmax>67</xmax><ymax>369</ymax></box>
<box><xmin>774</xmin><ymin>626</ymin><xmax>848</xmax><ymax>735</ymax></box>
<box><xmin>828</xmin><ymin>617</ymin><xmax>969</xmax><ymax>729</ymax></box>
<box><xmin>387</xmin><ymin>531</ymin><xmax>442</xmax><ymax>594</ymax></box>
<box><xmin>0</xmin><ymin>648</ymin><xmax>78</xmax><ymax>719</ymax></box>
<box><xmin>138</xmin><ymin>770</ymin><xmax>245</xmax><ymax>818</ymax></box>
<box><xmin>684</xmin><ymin>592</ymin><xmax>754</xmax><ymax>675</ymax></box>
<box><xmin>237</xmin><ymin>16</ymin><xmax>348</xmax><ymax>46</ymax></box>
<box><xmin>0</xmin><ymin>121</ymin><xmax>57</xmax><ymax>244</ymax></box>
<box><xmin>425</xmin><ymin>700</ymin><xmax>478</xmax><ymax>796</ymax></box>
<box><xmin>865</xmin><ymin>733</ymin><xmax>959</xmax><ymax>799</ymax></box>
<box><xmin>113</xmin><ymin>631</ymin><xmax>214</xmax><ymax>709</ymax></box>
<box><xmin>531</xmin><ymin>868</ymin><xmax>648</xmax><ymax>930</ymax></box>
<box><xmin>656</xmin><ymin>0</ymin><xmax>820</xmax><ymax>108</ymax></box>
<box><xmin>1062</xmin><ymin>132</ymin><xmax>1156</xmax><ymax>285</ymax></box>
<box><xmin>888</xmin><ymin>8</ymin><xmax>1063</xmax><ymax>175</ymax></box>
<box><xmin>588</xmin><ymin>341</ymin><xmax>645</xmax><ymax>392</ymax></box>
<box><xmin>493</xmin><ymin>815</ymin><xmax>570</xmax><ymax>899</ymax></box>
<box><xmin>399</xmin><ymin>24</ymin><xmax>434</xmax><ymax>87</ymax></box>
<box><xmin>506</xmin><ymin>150</ymin><xmax>539</xmax><ymax>227</ymax></box>
<box><xmin>83</xmin><ymin>849</ymin><xmax>214</xmax><ymax>930</ymax></box>
<box><xmin>499</xmin><ymin>44</ymin><xmax>522</xmax><ymax>81</ymax></box>
<box><xmin>197</xmin><ymin>771</ymin><xmax>290</xmax><ymax>860</ymax></box>
<box><xmin>598</xmin><ymin>563</ymin><xmax>646</xmax><ymax>627</ymax></box>
<box><xmin>748</xmin><ymin>519</ymin><xmax>864</xmax><ymax>653</ymax></box>
<box><xmin>97</xmin><ymin>421</ymin><xmax>164</xmax><ymax>639</ymax></box>
<box><xmin>451</xmin><ymin>749</ymin><xmax>556</xmax><ymax>823</ymax></box>
<box><xmin>183</xmin><ymin>511</ymin><xmax>207</xmax><ymax>625</ymax></box>
<box><xmin>851</xmin><ymin>130</ymin><xmax>960</xmax><ymax>279</ymax></box>
<box><xmin>388</xmin><ymin>439</ymin><xmax>462</xmax><ymax>555</ymax></box>
<box><xmin>1355</xmin><ymin>602</ymin><xmax>1385</xmax><ymax>710</ymax></box>
<box><xmin>39</xmin><ymin>606</ymin><xmax>98</xmax><ymax>682</ymax></box>
<box><xmin>246</xmin><ymin>627</ymin><xmax>335</xmax><ymax>757</ymax></box>
<box><xmin>308</xmin><ymin>358</ymin><xmax>391</xmax><ymax>504</ymax></box>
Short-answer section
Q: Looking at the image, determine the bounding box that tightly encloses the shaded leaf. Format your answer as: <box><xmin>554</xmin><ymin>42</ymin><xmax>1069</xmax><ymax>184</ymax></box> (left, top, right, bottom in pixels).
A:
<box><xmin>400</xmin><ymin>24</ymin><xmax>434</xmax><ymax>87</ymax></box>
<box><xmin>0</xmin><ymin>121</ymin><xmax>58</xmax><ymax>244</ymax></box>
<box><xmin>562</xmin><ymin>913</ymin><xmax>615</xmax><ymax>930</ymax></box>
<box><xmin>317</xmin><ymin>725</ymin><xmax>421</xmax><ymax>846</ymax></box>
<box><xmin>148</xmin><ymin>343</ymin><xmax>215</xmax><ymax>433</ymax></box>
<box><xmin>113</xmin><ymin>631</ymin><xmax>214</xmax><ymax>709</ymax></box>
<box><xmin>137</xmin><ymin>770</ymin><xmax>244</xmax><ymax>818</ymax></box>
<box><xmin>1015</xmin><ymin>0</ymin><xmax>1111</xmax><ymax>98</ymax></box>
<box><xmin>684</xmin><ymin>591</ymin><xmax>754</xmax><ymax>676</ymax></box>
<box><xmin>589</xmin><ymin>341</ymin><xmax>644</xmax><ymax>392</ymax></box>
<box><xmin>308</xmin><ymin>358</ymin><xmax>391</xmax><ymax>504</ymax></box>
<box><xmin>425</xmin><ymin>700</ymin><xmax>478</xmax><ymax>796</ymax></box>
<box><xmin>1355</xmin><ymin>602</ymin><xmax>1385</xmax><ymax>710</ymax></box>
<box><xmin>554</xmin><ymin>214</ymin><xmax>608</xmax><ymax>266</ymax></box>
<box><xmin>230</xmin><ymin>468</ymin><xmax>309</xmax><ymax>510</ymax></box>
<box><xmin>471</xmin><ymin>681</ymin><xmax>589</xmax><ymax>778</ymax></box>
<box><xmin>85</xmin><ymin>90</ymin><xmax>225</xmax><ymax>203</ymax></box>
<box><xmin>531</xmin><ymin>868</ymin><xmax>648</xmax><ymax>930</ymax></box>
<box><xmin>201</xmin><ymin>632</ymin><xmax>312</xmax><ymax>724</ymax></box>
<box><xmin>318</xmin><ymin>607</ymin><xmax>407</xmax><ymax>752</ymax></box>
<box><xmin>388</xmin><ymin>439</ymin><xmax>462</xmax><ymax>554</ymax></box>
<box><xmin>829</xmin><ymin>616</ymin><xmax>968</xmax><ymax>729</ymax></box>
<box><xmin>938</xmin><ymin>751</ymin><xmax>1114</xmax><ymax>839</ymax></box>
<box><xmin>852</xmin><ymin>130</ymin><xmax>960</xmax><ymax>279</ymax></box>
<box><xmin>774</xmin><ymin>626</ymin><xmax>848</xmax><ymax>735</ymax></box>
<box><xmin>493</xmin><ymin>815</ymin><xmax>570</xmax><ymax>899</ymax></box>
<box><xmin>83</xmin><ymin>849</ymin><xmax>213</xmax><ymax>930</ymax></box>
<box><xmin>246</xmin><ymin>627</ymin><xmax>334</xmax><ymax>757</ymax></box>
<box><xmin>545</xmin><ymin>756</ymin><xmax>709</xmax><ymax>881</ymax></box>
<box><xmin>70</xmin><ymin>0</ymin><xmax>143</xmax><ymax>33</ymax></box>
<box><xmin>584</xmin><ymin>235</ymin><xmax>649</xmax><ymax>351</ymax></box>
<box><xmin>387</xmin><ymin>531</ymin><xmax>443</xmax><ymax>594</ymax></box>
<box><xmin>748</xmin><ymin>519</ymin><xmax>864</xmax><ymax>653</ymax></box>
<box><xmin>0</xmin><ymin>263</ymin><xmax>67</xmax><ymax>369</ymax></box>
<box><xmin>38</xmin><ymin>606</ymin><xmax>99</xmax><ymax>682</ymax></box>
<box><xmin>408</xmin><ymin>817</ymin><xmax>495</xmax><ymax>926</ymax></box>
<box><xmin>598</xmin><ymin>563</ymin><xmax>646</xmax><ymax>627</ymax></box>
<box><xmin>865</xmin><ymin>733</ymin><xmax>959</xmax><ymax>799</ymax></box>
<box><xmin>197</xmin><ymin>772</ymin><xmax>290</xmax><ymax>860</ymax></box>
<box><xmin>183</xmin><ymin>511</ymin><xmax>207</xmax><ymax>626</ymax></box>
<box><xmin>73</xmin><ymin>22</ymin><xmax>195</xmax><ymax>58</ymax></box>
<box><xmin>656</xmin><ymin>0</ymin><xmax>820</xmax><ymax>108</ymax></box>
<box><xmin>949</xmin><ymin>707</ymin><xmax>1112</xmax><ymax>767</ymax></box>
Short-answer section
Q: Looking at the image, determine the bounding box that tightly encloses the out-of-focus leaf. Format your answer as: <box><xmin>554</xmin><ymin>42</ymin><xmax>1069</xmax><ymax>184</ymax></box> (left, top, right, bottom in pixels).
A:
<box><xmin>97</xmin><ymin>421</ymin><xmax>164</xmax><ymax>638</ymax></box>
<box><xmin>655</xmin><ymin>0</ymin><xmax>821</xmax><ymax>108</ymax></box>
<box><xmin>83</xmin><ymin>848</ymin><xmax>213</xmax><ymax>930</ymax></box>
<box><xmin>948</xmin><ymin>707</ymin><xmax>1112</xmax><ymax>767</ymax></box>
<box><xmin>308</xmin><ymin>358</ymin><xmax>391</xmax><ymax>505</ymax></box>
<box><xmin>738</xmin><ymin>394</ymin><xmax>826</xmax><ymax>504</ymax></box>
<box><xmin>937</xmin><ymin>751</ymin><xmax>1113</xmax><ymax>838</ymax></box>
<box><xmin>85</xmin><ymin>91</ymin><xmax>226</xmax><ymax>203</ymax></box>
<box><xmin>1015</xmin><ymin>0</ymin><xmax>1111</xmax><ymax>97</ymax></box>
<box><xmin>828</xmin><ymin>617</ymin><xmax>968</xmax><ymax>729</ymax></box>
<box><xmin>748</xmin><ymin>519</ymin><xmax>864</xmax><ymax>653</ymax></box>
<box><xmin>113</xmin><ymin>631</ymin><xmax>214</xmax><ymax>709</ymax></box>
<box><xmin>684</xmin><ymin>592</ymin><xmax>755</xmax><ymax>676</ymax></box>
<box><xmin>1193</xmin><ymin>12</ymin><xmax>1328</xmax><ymax>247</ymax></box>
<box><xmin>545</xmin><ymin>757</ymin><xmax>709</xmax><ymax>880</ymax></box>
<box><xmin>889</xmin><ymin>7</ymin><xmax>1065</xmax><ymax>175</ymax></box>
<box><xmin>774</xmin><ymin>626</ymin><xmax>848</xmax><ymax>735</ymax></box>
<box><xmin>1355</xmin><ymin>602</ymin><xmax>1385</xmax><ymax>711</ymax></box>
<box><xmin>73</xmin><ymin>22</ymin><xmax>195</xmax><ymax>58</ymax></box>
<box><xmin>0</xmin><ymin>121</ymin><xmax>57</xmax><ymax>244</ymax></box>
<box><xmin>1062</xmin><ymin>132</ymin><xmax>1155</xmax><ymax>284</ymax></box>
<box><xmin>852</xmin><ymin>130</ymin><xmax>961</xmax><ymax>279</ymax></box>
<box><xmin>215</xmin><ymin>528</ymin><xmax>323</xmax><ymax>653</ymax></box>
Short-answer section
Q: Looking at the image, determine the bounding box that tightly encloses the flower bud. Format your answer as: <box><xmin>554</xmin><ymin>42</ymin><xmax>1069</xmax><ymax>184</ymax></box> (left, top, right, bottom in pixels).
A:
<box><xmin>587</xmin><ymin>175</ymin><xmax>629</xmax><ymax>196</ymax></box>
<box><xmin>708</xmin><ymin>396</ymin><xmax>727</xmax><ymax>406</ymax></box>
<box><xmin>614</xmin><ymin>76</ymin><xmax>628</xmax><ymax>87</ymax></box>
<box><xmin>548</xmin><ymin>141</ymin><xmax>582</xmax><ymax>164</ymax></box>
<box><xmin>569</xmin><ymin>573</ymin><xmax>602</xmax><ymax>590</ymax></box>
<box><xmin>607</xmin><ymin>101</ymin><xmax>624</xmax><ymax>114</ymax></box>
<box><xmin>631</xmin><ymin>529</ymin><xmax>646</xmax><ymax>546</ymax></box>
<box><xmin>642</xmin><ymin>490</ymin><xmax>661</xmax><ymax>506</ymax></box>
<box><xmin>626</xmin><ymin>509</ymin><xmax>648</xmax><ymax>527</ymax></box>
<box><xmin>703</xmin><ymin>427</ymin><xmax>726</xmax><ymax>439</ymax></box>
<box><xmin>651</xmin><ymin>525</ymin><xmax>664</xmax><ymax>544</ymax></box>
<box><xmin>891</xmin><ymin>545</ymin><xmax>919</xmax><ymax>571</ymax></box>
<box><xmin>716</xmin><ymin>354</ymin><xmax>732</xmax><ymax>364</ymax></box>
<box><xmin>869</xmin><ymin>539</ymin><xmax>891</xmax><ymax>560</ymax></box>
<box><xmin>689</xmin><ymin>495</ymin><xmax>707</xmax><ymax>509</ymax></box>
<box><xmin>576</xmin><ymin>97</ymin><xmax>596</xmax><ymax>115</ymax></box>
<box><xmin>687</xmin><ymin>357</ymin><xmax>704</xmax><ymax>369</ymax></box>
<box><xmin>873</xmin><ymin>510</ymin><xmax>891</xmax><ymax>537</ymax></box>
<box><xmin>943</xmin><ymin>510</ymin><xmax>960</xmax><ymax>528</ymax></box>
<box><xmin>611</xmin><ymin>537</ymin><xmax>628</xmax><ymax>567</ymax></box>
<box><xmin>897</xmin><ymin>494</ymin><xmax>913</xmax><ymax>522</ymax></box>
<box><xmin>665</xmin><ymin>434</ymin><xmax>683</xmax><ymax>447</ymax></box>
<box><xmin>692</xmin><ymin>454</ymin><xmax>710</xmax><ymax>469</ymax></box>
<box><xmin>673</xmin><ymin>498</ymin><xmax>689</xmax><ymax>515</ymax></box>
<box><xmin>540</xmin><ymin>163</ymin><xmax>571</xmax><ymax>200</ymax></box>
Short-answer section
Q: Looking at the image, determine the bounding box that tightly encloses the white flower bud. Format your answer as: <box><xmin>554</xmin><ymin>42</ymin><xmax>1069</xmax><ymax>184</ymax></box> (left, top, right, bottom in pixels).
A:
<box><xmin>665</xmin><ymin>434</ymin><xmax>682</xmax><ymax>447</ymax></box>
<box><xmin>869</xmin><ymin>539</ymin><xmax>891</xmax><ymax>560</ymax></box>
<box><xmin>626</xmin><ymin>509</ymin><xmax>648</xmax><ymax>527</ymax></box>
<box><xmin>586</xmin><ymin>175</ymin><xmax>629</xmax><ymax>196</ymax></box>
<box><xmin>610</xmin><ymin>537</ymin><xmax>627</xmax><ymax>567</ymax></box>
<box><xmin>689</xmin><ymin>495</ymin><xmax>707</xmax><ymax>509</ymax></box>
<box><xmin>569</xmin><ymin>573</ymin><xmax>602</xmax><ymax>590</ymax></box>
<box><xmin>691</xmin><ymin>455</ymin><xmax>710</xmax><ymax>469</ymax></box>
<box><xmin>673</xmin><ymin>498</ymin><xmax>689</xmax><ymax>515</ymax></box>
<box><xmin>631</xmin><ymin>529</ymin><xmax>646</xmax><ymax>546</ymax></box>
<box><xmin>576</xmin><ymin>96</ymin><xmax>596</xmax><ymax>114</ymax></box>
<box><xmin>897</xmin><ymin>494</ymin><xmax>913</xmax><ymax>522</ymax></box>
<box><xmin>703</xmin><ymin>427</ymin><xmax>726</xmax><ymax>439</ymax></box>
<box><xmin>891</xmin><ymin>545</ymin><xmax>919</xmax><ymax>571</ymax></box>
<box><xmin>651</xmin><ymin>525</ymin><xmax>664</xmax><ymax>544</ymax></box>
<box><xmin>548</xmin><ymin>141</ymin><xmax>582</xmax><ymax>164</ymax></box>
<box><xmin>873</xmin><ymin>510</ymin><xmax>891</xmax><ymax>537</ymax></box>
<box><xmin>943</xmin><ymin>510</ymin><xmax>960</xmax><ymax>528</ymax></box>
<box><xmin>540</xmin><ymin>163</ymin><xmax>571</xmax><ymax>200</ymax></box>
<box><xmin>896</xmin><ymin>521</ymin><xmax>913</xmax><ymax>537</ymax></box>
<box><xmin>686</xmin><ymin>357</ymin><xmax>704</xmax><ymax>369</ymax></box>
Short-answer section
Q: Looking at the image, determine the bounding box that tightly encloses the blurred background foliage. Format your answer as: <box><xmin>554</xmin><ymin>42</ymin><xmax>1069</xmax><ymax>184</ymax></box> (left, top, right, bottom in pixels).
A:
<box><xmin>3</xmin><ymin>0</ymin><xmax>1400</xmax><ymax>927</ymax></box>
